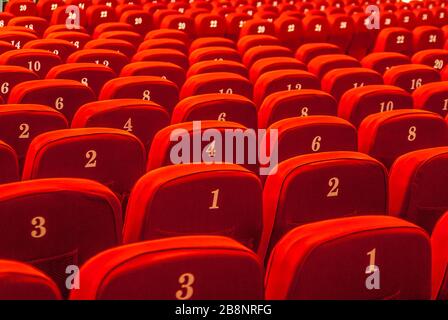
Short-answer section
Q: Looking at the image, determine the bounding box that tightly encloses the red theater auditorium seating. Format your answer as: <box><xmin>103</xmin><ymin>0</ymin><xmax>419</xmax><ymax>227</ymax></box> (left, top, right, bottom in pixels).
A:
<box><xmin>70</xmin><ymin>236</ymin><xmax>264</xmax><ymax>300</ymax></box>
<box><xmin>265</xmin><ymin>216</ymin><xmax>431</xmax><ymax>299</ymax></box>
<box><xmin>0</xmin><ymin>65</ymin><xmax>39</xmax><ymax>102</ymax></box>
<box><xmin>260</xmin><ymin>151</ymin><xmax>388</xmax><ymax>258</ymax></box>
<box><xmin>431</xmin><ymin>211</ymin><xmax>448</xmax><ymax>300</ymax></box>
<box><xmin>0</xmin><ymin>140</ymin><xmax>19</xmax><ymax>183</ymax></box>
<box><xmin>71</xmin><ymin>99</ymin><xmax>170</xmax><ymax>151</ymax></box>
<box><xmin>123</xmin><ymin>163</ymin><xmax>262</xmax><ymax>250</ymax></box>
<box><xmin>0</xmin><ymin>178</ymin><xmax>122</xmax><ymax>290</ymax></box>
<box><xmin>389</xmin><ymin>147</ymin><xmax>448</xmax><ymax>233</ymax></box>
<box><xmin>120</xmin><ymin>61</ymin><xmax>186</xmax><ymax>89</ymax></box>
<box><xmin>361</xmin><ymin>52</ymin><xmax>411</xmax><ymax>75</ymax></box>
<box><xmin>0</xmin><ymin>260</ymin><xmax>61</xmax><ymax>300</ymax></box>
<box><xmin>358</xmin><ymin>110</ymin><xmax>447</xmax><ymax>168</ymax></box>
<box><xmin>383</xmin><ymin>64</ymin><xmax>440</xmax><ymax>93</ymax></box>
<box><xmin>413</xmin><ymin>82</ymin><xmax>448</xmax><ymax>118</ymax></box>
<box><xmin>22</xmin><ymin>128</ymin><xmax>146</xmax><ymax>201</ymax></box>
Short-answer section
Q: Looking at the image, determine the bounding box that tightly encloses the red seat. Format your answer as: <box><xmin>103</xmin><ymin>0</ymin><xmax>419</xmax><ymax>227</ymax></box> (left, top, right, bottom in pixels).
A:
<box><xmin>160</xmin><ymin>14</ymin><xmax>195</xmax><ymax>35</ymax></box>
<box><xmin>171</xmin><ymin>93</ymin><xmax>257</xmax><ymax>128</ymax></box>
<box><xmin>383</xmin><ymin>64</ymin><xmax>440</xmax><ymax>93</ymax></box>
<box><xmin>45</xmin><ymin>31</ymin><xmax>91</xmax><ymax>50</ymax></box>
<box><xmin>258</xmin><ymin>89</ymin><xmax>337</xmax><ymax>128</ymax></box>
<box><xmin>225</xmin><ymin>12</ymin><xmax>251</xmax><ymax>40</ymax></box>
<box><xmin>249</xmin><ymin>57</ymin><xmax>306</xmax><ymax>83</ymax></box>
<box><xmin>6</xmin><ymin>0</ymin><xmax>38</xmax><ymax>17</ymax></box>
<box><xmin>99</xmin><ymin>76</ymin><xmax>179</xmax><ymax>113</ymax></box>
<box><xmin>22</xmin><ymin>128</ymin><xmax>146</xmax><ymax>200</ymax></box>
<box><xmin>326</xmin><ymin>14</ymin><xmax>354</xmax><ymax>51</ymax></box>
<box><xmin>71</xmin><ymin>99</ymin><xmax>170</xmax><ymax>151</ymax></box>
<box><xmin>180</xmin><ymin>72</ymin><xmax>252</xmax><ymax>100</ymax></box>
<box><xmin>186</xmin><ymin>60</ymin><xmax>248</xmax><ymax>78</ymax></box>
<box><xmin>120</xmin><ymin>61</ymin><xmax>185</xmax><ymax>89</ymax></box>
<box><xmin>0</xmin><ymin>49</ymin><xmax>61</xmax><ymax>79</ymax></box>
<box><xmin>412</xmin><ymin>81</ymin><xmax>447</xmax><ymax>118</ymax></box>
<box><xmin>84</xmin><ymin>39</ymin><xmax>136</xmax><ymax>58</ymax></box>
<box><xmin>92</xmin><ymin>22</ymin><xmax>134</xmax><ymax>39</ymax></box>
<box><xmin>189</xmin><ymin>46</ymin><xmax>240</xmax><ymax>65</ymax></box>
<box><xmin>194</xmin><ymin>13</ymin><xmax>226</xmax><ymax>37</ymax></box>
<box><xmin>85</xmin><ymin>5</ymin><xmax>117</xmax><ymax>31</ymax></box>
<box><xmin>69</xmin><ymin>236</ymin><xmax>263</xmax><ymax>300</ymax></box>
<box><xmin>389</xmin><ymin>147</ymin><xmax>448</xmax><ymax>233</ymax></box>
<box><xmin>8</xmin><ymin>79</ymin><xmax>95</xmax><ymax>122</ymax></box>
<box><xmin>23</xmin><ymin>39</ymin><xmax>78</xmax><ymax>62</ymax></box>
<box><xmin>431</xmin><ymin>211</ymin><xmax>448</xmax><ymax>300</ymax></box>
<box><xmin>396</xmin><ymin>9</ymin><xmax>418</xmax><ymax>30</ymax></box>
<box><xmin>308</xmin><ymin>54</ymin><xmax>361</xmax><ymax>79</ymax></box>
<box><xmin>260</xmin><ymin>151</ymin><xmax>388</xmax><ymax>258</ymax></box>
<box><xmin>0</xmin><ymin>104</ymin><xmax>68</xmax><ymax>163</ymax></box>
<box><xmin>144</xmin><ymin>29</ymin><xmax>189</xmax><ymax>46</ymax></box>
<box><xmin>123</xmin><ymin>164</ymin><xmax>262</xmax><ymax>250</ymax></box>
<box><xmin>0</xmin><ymin>31</ymin><xmax>38</xmax><ymax>49</ymax></box>
<box><xmin>0</xmin><ymin>260</ymin><xmax>61</xmax><ymax>300</ymax></box>
<box><xmin>0</xmin><ymin>178</ymin><xmax>122</xmax><ymax>291</ymax></box>
<box><xmin>264</xmin><ymin>116</ymin><xmax>357</xmax><ymax>163</ymax></box>
<box><xmin>132</xmin><ymin>48</ymin><xmax>188</xmax><ymax>70</ymax></box>
<box><xmin>411</xmin><ymin>49</ymin><xmax>448</xmax><ymax>71</ymax></box>
<box><xmin>339</xmin><ymin>85</ymin><xmax>413</xmax><ymax>127</ymax></box>
<box><xmin>189</xmin><ymin>37</ymin><xmax>235</xmax><ymax>53</ymax></box>
<box><xmin>0</xmin><ymin>65</ymin><xmax>39</xmax><ymax>102</ymax></box>
<box><xmin>0</xmin><ymin>140</ymin><xmax>19</xmax><ymax>184</ymax></box>
<box><xmin>373</xmin><ymin>27</ymin><xmax>413</xmax><ymax>55</ymax></box>
<box><xmin>239</xmin><ymin>18</ymin><xmax>275</xmax><ymax>38</ymax></box>
<box><xmin>36</xmin><ymin>0</ymin><xmax>64</xmax><ymax>21</ymax></box>
<box><xmin>358</xmin><ymin>109</ymin><xmax>447</xmax><ymax>168</ymax></box>
<box><xmin>97</xmin><ymin>30</ymin><xmax>142</xmax><ymax>45</ymax></box>
<box><xmin>119</xmin><ymin>10</ymin><xmax>152</xmax><ymax>35</ymax></box>
<box><xmin>46</xmin><ymin>62</ymin><xmax>116</xmax><ymax>97</ymax></box>
<box><xmin>138</xmin><ymin>38</ymin><xmax>187</xmax><ymax>54</ymax></box>
<box><xmin>236</xmin><ymin>34</ymin><xmax>280</xmax><ymax>55</ymax></box>
<box><xmin>147</xmin><ymin>120</ymin><xmax>257</xmax><ymax>173</ymax></box>
<box><xmin>273</xmin><ymin>15</ymin><xmax>303</xmax><ymax>49</ymax></box>
<box><xmin>7</xmin><ymin>16</ymin><xmax>49</xmax><ymax>37</ymax></box>
<box><xmin>242</xmin><ymin>45</ymin><xmax>292</xmax><ymax>68</ymax></box>
<box><xmin>253</xmin><ymin>69</ymin><xmax>320</xmax><ymax>106</ymax></box>
<box><xmin>66</xmin><ymin>48</ymin><xmax>129</xmax><ymax>74</ymax></box>
<box><xmin>294</xmin><ymin>42</ymin><xmax>342</xmax><ymax>64</ymax></box>
<box><xmin>265</xmin><ymin>216</ymin><xmax>430</xmax><ymax>299</ymax></box>
<box><xmin>301</xmin><ymin>14</ymin><xmax>330</xmax><ymax>43</ymax></box>
<box><xmin>361</xmin><ymin>52</ymin><xmax>411</xmax><ymax>75</ymax></box>
<box><xmin>412</xmin><ymin>26</ymin><xmax>444</xmax><ymax>52</ymax></box>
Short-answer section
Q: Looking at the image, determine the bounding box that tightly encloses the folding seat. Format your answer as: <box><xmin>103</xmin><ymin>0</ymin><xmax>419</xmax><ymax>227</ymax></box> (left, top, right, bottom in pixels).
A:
<box><xmin>138</xmin><ymin>38</ymin><xmax>187</xmax><ymax>54</ymax></box>
<box><xmin>180</xmin><ymin>72</ymin><xmax>252</xmax><ymax>100</ymax></box>
<box><xmin>160</xmin><ymin>14</ymin><xmax>195</xmax><ymax>35</ymax></box>
<box><xmin>225</xmin><ymin>12</ymin><xmax>251</xmax><ymax>40</ymax></box>
<box><xmin>432</xmin><ymin>211</ymin><xmax>448</xmax><ymax>299</ymax></box>
<box><xmin>236</xmin><ymin>34</ymin><xmax>281</xmax><ymax>55</ymax></box>
<box><xmin>184</xmin><ymin>8</ymin><xmax>209</xmax><ymax>21</ymax></box>
<box><xmin>0</xmin><ymin>49</ymin><xmax>62</xmax><ymax>80</ymax></box>
<box><xmin>414</xmin><ymin>8</ymin><xmax>433</xmax><ymax>26</ymax></box>
<box><xmin>92</xmin><ymin>22</ymin><xmax>134</xmax><ymax>38</ymax></box>
<box><xmin>326</xmin><ymin>14</ymin><xmax>354</xmax><ymax>51</ymax></box>
<box><xmin>294</xmin><ymin>43</ymin><xmax>342</xmax><ymax>64</ymax></box>
<box><xmin>97</xmin><ymin>30</ymin><xmax>142</xmax><ymax>46</ymax></box>
<box><xmin>0</xmin><ymin>12</ymin><xmax>14</xmax><ymax>28</ymax></box>
<box><xmin>301</xmin><ymin>14</ymin><xmax>330</xmax><ymax>43</ymax></box>
<box><xmin>308</xmin><ymin>54</ymin><xmax>361</xmax><ymax>80</ymax></box>
<box><xmin>0</xmin><ymin>31</ymin><xmax>38</xmax><ymax>49</ymax></box>
<box><xmin>412</xmin><ymin>26</ymin><xmax>444</xmax><ymax>52</ymax></box>
<box><xmin>358</xmin><ymin>110</ymin><xmax>447</xmax><ymax>168</ymax></box>
<box><xmin>171</xmin><ymin>93</ymin><xmax>257</xmax><ymax>128</ymax></box>
<box><xmin>258</xmin><ymin>89</ymin><xmax>338</xmax><ymax>128</ymax></box>
<box><xmin>0</xmin><ymin>140</ymin><xmax>19</xmax><ymax>184</ymax></box>
<box><xmin>5</xmin><ymin>0</ymin><xmax>38</xmax><ymax>17</ymax></box>
<box><xmin>65</xmin><ymin>0</ymin><xmax>91</xmax><ymax>10</ymax></box>
<box><xmin>0</xmin><ymin>66</ymin><xmax>39</xmax><ymax>102</ymax></box>
<box><xmin>142</xmin><ymin>2</ymin><xmax>166</xmax><ymax>16</ymax></box>
<box><xmin>119</xmin><ymin>10</ymin><xmax>152</xmax><ymax>35</ymax></box>
<box><xmin>188</xmin><ymin>60</ymin><xmax>247</xmax><ymax>80</ymax></box>
<box><xmin>253</xmin><ymin>69</ymin><xmax>320</xmax><ymax>106</ymax></box>
<box><xmin>84</xmin><ymin>39</ymin><xmax>136</xmax><ymax>58</ymax></box>
<box><xmin>189</xmin><ymin>37</ymin><xmax>235</xmax><ymax>53</ymax></box>
<box><xmin>37</xmin><ymin>0</ymin><xmax>64</xmax><ymax>21</ymax></box>
<box><xmin>92</xmin><ymin>0</ymin><xmax>117</xmax><ymax>7</ymax></box>
<box><xmin>383</xmin><ymin>64</ymin><xmax>440</xmax><ymax>93</ymax></box>
<box><xmin>235</xmin><ymin>5</ymin><xmax>256</xmax><ymax>17</ymax></box>
<box><xmin>46</xmin><ymin>31</ymin><xmax>92</xmax><ymax>50</ymax></box>
<box><xmin>339</xmin><ymin>85</ymin><xmax>413</xmax><ymax>127</ymax></box>
<box><xmin>194</xmin><ymin>13</ymin><xmax>226</xmax><ymax>37</ymax></box>
<box><xmin>0</xmin><ymin>104</ymin><xmax>68</xmax><ymax>165</ymax></box>
<box><xmin>153</xmin><ymin>9</ymin><xmax>180</xmax><ymax>29</ymax></box>
<box><xmin>85</xmin><ymin>5</ymin><xmax>117</xmax><ymax>31</ymax></box>
<box><xmin>147</xmin><ymin>120</ymin><xmax>258</xmax><ymax>173</ymax></box>
<box><xmin>132</xmin><ymin>49</ymin><xmax>188</xmax><ymax>70</ymax></box>
<box><xmin>239</xmin><ymin>19</ymin><xmax>275</xmax><ymax>38</ymax></box>
<box><xmin>122</xmin><ymin>163</ymin><xmax>262</xmax><ymax>250</ymax></box>
<box><xmin>253</xmin><ymin>11</ymin><xmax>278</xmax><ymax>22</ymax></box>
<box><xmin>0</xmin><ymin>260</ymin><xmax>62</xmax><ymax>300</ymax></box>
<box><xmin>115</xmin><ymin>4</ymin><xmax>141</xmax><ymax>17</ymax></box>
<box><xmin>23</xmin><ymin>39</ymin><xmax>78</xmax><ymax>63</ymax></box>
<box><xmin>71</xmin><ymin>99</ymin><xmax>169</xmax><ymax>151</ymax></box>
<box><xmin>8</xmin><ymin>79</ymin><xmax>96</xmax><ymax>122</ymax></box>
<box><xmin>265</xmin><ymin>215</ymin><xmax>430</xmax><ymax>299</ymax></box>
<box><xmin>189</xmin><ymin>47</ymin><xmax>241</xmax><ymax>66</ymax></box>
<box><xmin>0</xmin><ymin>41</ymin><xmax>15</xmax><ymax>55</ymax></box>
<box><xmin>260</xmin><ymin>151</ymin><xmax>388</xmax><ymax>258</ymax></box>
<box><xmin>249</xmin><ymin>57</ymin><xmax>306</xmax><ymax>83</ymax></box>
<box><xmin>7</xmin><ymin>16</ymin><xmax>48</xmax><ymax>37</ymax></box>
<box><xmin>413</xmin><ymin>82</ymin><xmax>448</xmax><ymax>117</ymax></box>
<box><xmin>66</xmin><ymin>49</ymin><xmax>129</xmax><ymax>74</ymax></box>
<box><xmin>389</xmin><ymin>147</ymin><xmax>448</xmax><ymax>234</ymax></box>
<box><xmin>432</xmin><ymin>7</ymin><xmax>448</xmax><ymax>27</ymax></box>
<box><xmin>0</xmin><ymin>178</ymin><xmax>122</xmax><ymax>292</ymax></box>
<box><xmin>70</xmin><ymin>235</ymin><xmax>263</xmax><ymax>300</ymax></box>
<box><xmin>411</xmin><ymin>49</ymin><xmax>448</xmax><ymax>71</ymax></box>
<box><xmin>361</xmin><ymin>52</ymin><xmax>411</xmax><ymax>75</ymax></box>
<box><xmin>346</xmin><ymin>12</ymin><xmax>377</xmax><ymax>60</ymax></box>
<box><xmin>99</xmin><ymin>76</ymin><xmax>179</xmax><ymax>113</ymax></box>
<box><xmin>43</xmin><ymin>25</ymin><xmax>88</xmax><ymax>38</ymax></box>
<box><xmin>242</xmin><ymin>45</ymin><xmax>292</xmax><ymax>68</ymax></box>
<box><xmin>396</xmin><ymin>10</ymin><xmax>417</xmax><ymax>30</ymax></box>
<box><xmin>46</xmin><ymin>63</ymin><xmax>116</xmax><ymax>97</ymax></box>
<box><xmin>0</xmin><ymin>26</ymin><xmax>38</xmax><ymax>35</ymax></box>
<box><xmin>167</xmin><ymin>1</ymin><xmax>189</xmax><ymax>13</ymax></box>
<box><xmin>120</xmin><ymin>61</ymin><xmax>185</xmax><ymax>89</ymax></box>
<box><xmin>144</xmin><ymin>29</ymin><xmax>189</xmax><ymax>46</ymax></box>
<box><xmin>373</xmin><ymin>27</ymin><xmax>413</xmax><ymax>55</ymax></box>
<box><xmin>321</xmin><ymin>67</ymin><xmax>383</xmax><ymax>101</ymax></box>
<box><xmin>273</xmin><ymin>15</ymin><xmax>303</xmax><ymax>49</ymax></box>
<box><xmin>50</xmin><ymin>5</ymin><xmax>88</xmax><ymax>27</ymax></box>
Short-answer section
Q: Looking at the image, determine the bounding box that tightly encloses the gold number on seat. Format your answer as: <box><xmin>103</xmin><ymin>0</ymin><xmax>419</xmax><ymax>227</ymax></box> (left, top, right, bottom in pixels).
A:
<box><xmin>142</xmin><ymin>89</ymin><xmax>151</xmax><ymax>101</ymax></box>
<box><xmin>31</xmin><ymin>216</ymin><xmax>46</xmax><ymax>238</ymax></box>
<box><xmin>327</xmin><ymin>177</ymin><xmax>339</xmax><ymax>197</ymax></box>
<box><xmin>300</xmin><ymin>107</ymin><xmax>309</xmax><ymax>117</ymax></box>
<box><xmin>209</xmin><ymin>189</ymin><xmax>220</xmax><ymax>210</ymax></box>
<box><xmin>123</xmin><ymin>118</ymin><xmax>133</xmax><ymax>132</ymax></box>
<box><xmin>311</xmin><ymin>136</ymin><xmax>321</xmax><ymax>152</ymax></box>
<box><xmin>175</xmin><ymin>273</ymin><xmax>195</xmax><ymax>300</ymax></box>
<box><xmin>19</xmin><ymin>123</ymin><xmax>30</xmax><ymax>139</ymax></box>
<box><xmin>85</xmin><ymin>150</ymin><xmax>97</xmax><ymax>168</ymax></box>
<box><xmin>407</xmin><ymin>126</ymin><xmax>417</xmax><ymax>141</ymax></box>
